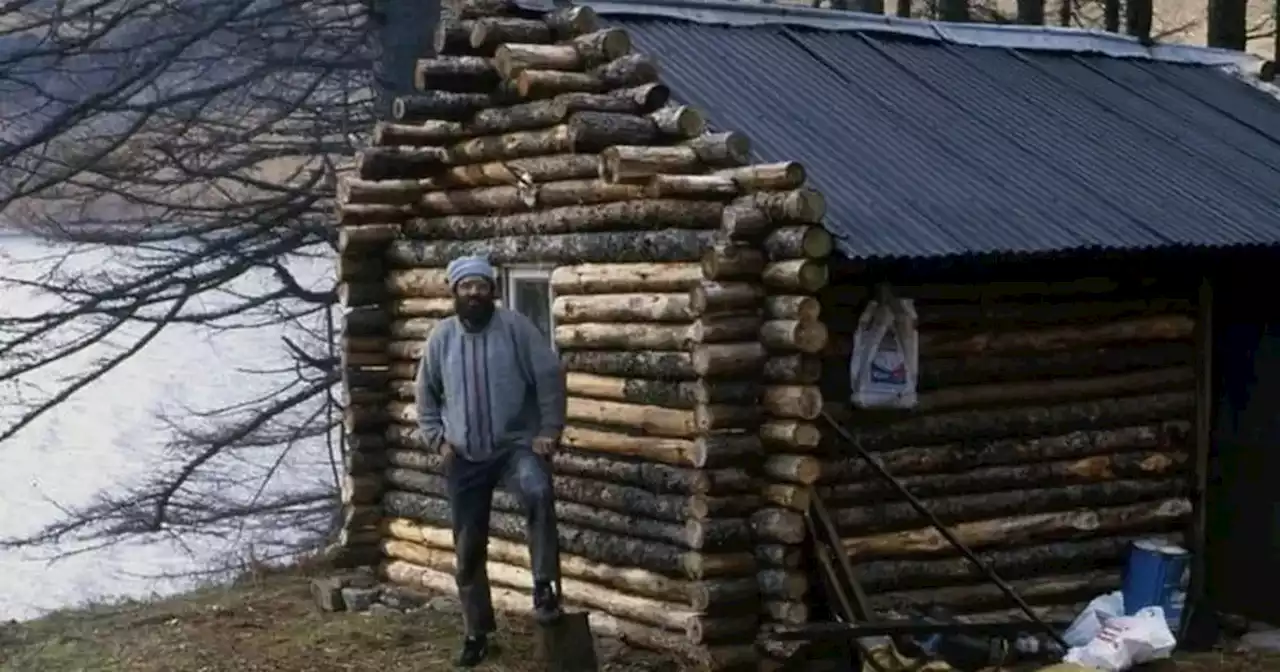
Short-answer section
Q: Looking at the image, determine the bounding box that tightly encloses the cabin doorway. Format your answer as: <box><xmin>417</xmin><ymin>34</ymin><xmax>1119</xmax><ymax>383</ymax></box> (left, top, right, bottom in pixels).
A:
<box><xmin>1205</xmin><ymin>275</ymin><xmax>1280</xmax><ymax>623</ymax></box>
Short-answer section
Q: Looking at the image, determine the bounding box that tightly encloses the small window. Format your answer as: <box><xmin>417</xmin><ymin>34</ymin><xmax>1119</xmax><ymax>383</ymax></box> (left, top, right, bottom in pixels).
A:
<box><xmin>502</xmin><ymin>265</ymin><xmax>555</xmax><ymax>347</ymax></box>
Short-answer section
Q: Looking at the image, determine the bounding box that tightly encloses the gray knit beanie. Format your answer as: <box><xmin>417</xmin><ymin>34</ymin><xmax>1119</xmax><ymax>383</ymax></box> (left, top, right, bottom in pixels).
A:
<box><xmin>446</xmin><ymin>255</ymin><xmax>496</xmax><ymax>290</ymax></box>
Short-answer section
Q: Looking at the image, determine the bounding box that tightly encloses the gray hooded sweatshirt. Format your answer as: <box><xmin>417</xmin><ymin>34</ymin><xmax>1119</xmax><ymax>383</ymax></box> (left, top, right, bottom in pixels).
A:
<box><xmin>414</xmin><ymin>307</ymin><xmax>566</xmax><ymax>462</ymax></box>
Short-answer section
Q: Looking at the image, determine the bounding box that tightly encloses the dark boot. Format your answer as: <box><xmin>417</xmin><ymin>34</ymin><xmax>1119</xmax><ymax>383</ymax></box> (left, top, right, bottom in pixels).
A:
<box><xmin>533</xmin><ymin>581</ymin><xmax>563</xmax><ymax>624</ymax></box>
<box><xmin>457</xmin><ymin>634</ymin><xmax>489</xmax><ymax>667</ymax></box>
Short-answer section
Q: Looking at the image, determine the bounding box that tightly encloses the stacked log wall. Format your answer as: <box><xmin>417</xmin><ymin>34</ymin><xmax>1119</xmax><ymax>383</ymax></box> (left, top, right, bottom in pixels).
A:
<box><xmin>816</xmin><ymin>270</ymin><xmax>1198</xmax><ymax>624</ymax></box>
<box><xmin>329</xmin><ymin>0</ymin><xmax>836</xmax><ymax>667</ymax></box>
<box><xmin>333</xmin><ymin>183</ymin><xmax>402</xmax><ymax>570</ymax></box>
<box><xmin>706</xmin><ymin>181</ymin><xmax>835</xmax><ymax>660</ymax></box>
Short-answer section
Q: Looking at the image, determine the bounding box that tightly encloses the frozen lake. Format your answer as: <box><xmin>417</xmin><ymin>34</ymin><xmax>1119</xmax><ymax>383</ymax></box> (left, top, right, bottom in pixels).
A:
<box><xmin>0</xmin><ymin>235</ymin><xmax>335</xmax><ymax>621</ymax></box>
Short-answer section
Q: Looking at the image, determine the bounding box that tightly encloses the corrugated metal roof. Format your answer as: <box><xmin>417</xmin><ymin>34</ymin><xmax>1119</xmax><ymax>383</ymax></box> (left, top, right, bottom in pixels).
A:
<box><xmin>598</xmin><ymin>15</ymin><xmax>1280</xmax><ymax>260</ymax></box>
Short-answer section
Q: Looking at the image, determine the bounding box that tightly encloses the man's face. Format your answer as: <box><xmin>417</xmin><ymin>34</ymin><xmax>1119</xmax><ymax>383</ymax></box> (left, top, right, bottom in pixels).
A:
<box><xmin>454</xmin><ymin>275</ymin><xmax>494</xmax><ymax>321</ymax></box>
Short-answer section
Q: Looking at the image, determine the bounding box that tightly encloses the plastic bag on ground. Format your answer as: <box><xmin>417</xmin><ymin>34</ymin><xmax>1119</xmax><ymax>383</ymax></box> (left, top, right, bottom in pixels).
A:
<box><xmin>1063</xmin><ymin>590</ymin><xmax>1125</xmax><ymax>647</ymax></box>
<box><xmin>1063</xmin><ymin>606</ymin><xmax>1177</xmax><ymax>672</ymax></box>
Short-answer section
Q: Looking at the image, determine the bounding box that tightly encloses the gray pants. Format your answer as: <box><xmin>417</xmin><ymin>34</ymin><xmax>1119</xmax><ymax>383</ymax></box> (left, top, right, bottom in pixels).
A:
<box><xmin>447</xmin><ymin>446</ymin><xmax>561</xmax><ymax>636</ymax></box>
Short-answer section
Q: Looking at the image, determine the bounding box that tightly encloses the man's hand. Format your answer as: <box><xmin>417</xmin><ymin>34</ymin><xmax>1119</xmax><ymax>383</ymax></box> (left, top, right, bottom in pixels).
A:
<box><xmin>531</xmin><ymin>435</ymin><xmax>558</xmax><ymax>457</ymax></box>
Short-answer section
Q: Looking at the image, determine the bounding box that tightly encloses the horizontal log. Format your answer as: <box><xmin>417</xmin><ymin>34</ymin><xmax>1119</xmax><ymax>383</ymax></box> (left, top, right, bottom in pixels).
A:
<box><xmin>386</xmin><ymin>229</ymin><xmax>716</xmax><ymax>267</ymax></box>
<box><xmin>550</xmin><ymin>262</ymin><xmax>703</xmax><ymax>295</ymax></box>
<box><xmin>692</xmin><ymin>342</ymin><xmax>767</xmax><ymax>378</ymax></box>
<box><xmin>761</xmin><ymin>385</ymin><xmax>823</xmax><ymax>420</ymax></box>
<box><xmin>387</xmin><ymin>519</ymin><xmax>757</xmax><ymax>610</ymax></box>
<box><xmin>760</xmin><ymin>420</ymin><xmax>822</xmax><ymax>451</ymax></box>
<box><xmin>384</xmin><ymin>538</ymin><xmax>702</xmax><ymax>633</ymax></box>
<box><xmin>492</xmin><ymin>29</ymin><xmax>631</xmax><ymax>78</ymax></box>
<box><xmin>561</xmin><ymin>425</ymin><xmax>760</xmax><ymax>469</ymax></box>
<box><xmin>841</xmin><ymin>497</ymin><xmax>1192</xmax><ymax>559</ymax></box>
<box><xmin>821</xmin><ymin>276</ymin><xmax>1130</xmax><ymax>306</ymax></box>
<box><xmin>342</xmin><ymin>503</ymin><xmax>382</xmax><ymax>530</ymax></box>
<box><xmin>914</xmin><ymin>314</ymin><xmax>1197</xmax><ymax>358</ymax></box>
<box><xmin>701</xmin><ymin>242</ymin><xmax>765</xmax><ymax>281</ymax></box>
<box><xmin>433</xmin><ymin>151</ymin><xmax>598</xmax><ymax>187</ymax></box>
<box><xmin>412</xmin><ymin>55</ymin><xmax>498</xmax><ymax>92</ymax></box>
<box><xmin>764</xmin><ymin>226</ymin><xmax>833</xmax><ymax>260</ymax></box>
<box><xmin>338</xmin><ymin>223</ymin><xmax>400</xmax><ymax>249</ymax></box>
<box><xmin>833</xmin><ymin>478</ymin><xmax>1186</xmax><ymax>536</ymax></box>
<box><xmin>764</xmin><ymin>600</ymin><xmax>810</xmax><ymax>625</ymax></box>
<box><xmin>550</xmin><ymin>446</ymin><xmax>755</xmax><ymax>495</ymax></box>
<box><xmin>764</xmin><ymin>296</ymin><xmax>821</xmax><ymax>322</ymax></box>
<box><xmin>371</xmin><ymin>83</ymin><xmax>667</xmax><ymax>146</ymax></box>
<box><xmin>517</xmin><ymin>54</ymin><xmax>659</xmax><ymax>99</ymax></box>
<box><xmin>555</xmin><ymin>322</ymin><xmax>691</xmax><ymax>350</ymax></box>
<box><xmin>418</xmin><ymin>178</ymin><xmax>642</xmax><ymax>216</ymax></box>
<box><xmin>386</xmin><ymin>268</ymin><xmax>449</xmax><ymax>298</ymax></box>
<box><xmin>689</xmin><ymin>281</ymin><xmax>763</xmax><ymax>316</ymax></box>
<box><xmin>826</xmin><ymin>392</ymin><xmax>1194</xmax><ymax>452</ymax></box>
<box><xmin>762</xmin><ymin>259</ymin><xmax>828</xmax><ymax>293</ymax></box>
<box><xmin>905</xmin><ymin>341</ymin><xmax>1197</xmax><ymax>392</ymax></box>
<box><xmin>823</xmin><ymin>449</ymin><xmax>1187</xmax><ymax>505</ymax></box>
<box><xmin>353</xmin><ymin>147</ymin><xmax>449</xmax><ymax>181</ymax></box>
<box><xmin>869</xmin><ymin>570</ymin><xmax>1120</xmax><ymax>614</ymax></box>
<box><xmin>855</xmin><ymin>534</ymin><xmax>1178</xmax><ymax>592</ymax></box>
<box><xmin>763</xmin><ymin>355</ymin><xmax>822</xmax><ymax>385</ymax></box>
<box><xmin>915</xmin><ymin>366</ymin><xmax>1195</xmax><ymax>413</ymax></box>
<box><xmin>337</xmin><ymin>255</ymin><xmax>383</xmax><ymax>282</ymax></box>
<box><xmin>751</xmin><ymin>508</ymin><xmax>807</xmax><ymax>544</ymax></box>
<box><xmin>760</xmin><ymin>319</ymin><xmax>828</xmax><ymax>354</ymax></box>
<box><xmin>755</xmin><ymin>545</ymin><xmax>803</xmax><ymax>570</ymax></box>
<box><xmin>817</xmin><ymin>421</ymin><xmax>1187</xmax><ymax>482</ymax></box>
<box><xmin>554</xmin><ymin>293</ymin><xmax>693</xmax><ymax>323</ymax></box>
<box><xmin>761</xmin><ymin>484</ymin><xmax>811</xmax><ymax>511</ymax></box>
<box><xmin>715</xmin><ymin>162</ymin><xmax>807</xmax><ymax>192</ymax></box>
<box><xmin>382</xmin><ymin>560</ymin><xmax>757</xmax><ymax>668</ymax></box>
<box><xmin>648</xmin><ymin>105</ymin><xmax>707</xmax><ymax>139</ymax></box>
<box><xmin>763</xmin><ymin>454</ymin><xmax>821</xmax><ymax>485</ymax></box>
<box><xmin>341</xmin><ymin>474</ymin><xmax>382</xmax><ymax>506</ymax></box>
<box><xmin>343</xmin><ymin>307</ymin><xmax>390</xmax><ymax>336</ymax></box>
<box><xmin>567</xmin><ymin>396</ymin><xmax>697</xmax><ymax>438</ymax></box>
<box><xmin>562</xmin><ymin>350</ymin><xmax>696</xmax><ymax>381</ymax></box>
<box><xmin>758</xmin><ymin>569</ymin><xmax>808</xmax><ymax>601</ymax></box>
<box><xmin>383</xmin><ymin>489</ymin><xmax>753</xmax><ymax>555</ymax></box>
<box><xmin>338</xmin><ymin>177</ymin><xmax>422</xmax><ymax>206</ymax></box>
<box><xmin>382</xmin><ymin>439</ymin><xmax>750</xmax><ymax>495</ymax></box>
<box><xmin>565</xmin><ymin>373</ymin><xmax>758</xmax><ymax>409</ymax></box>
<box><xmin>600</xmin><ymin>145</ymin><xmax>703</xmax><ymax>183</ymax></box>
<box><xmin>405</xmin><ymin>198</ymin><xmax>723</xmax><ymax>240</ymax></box>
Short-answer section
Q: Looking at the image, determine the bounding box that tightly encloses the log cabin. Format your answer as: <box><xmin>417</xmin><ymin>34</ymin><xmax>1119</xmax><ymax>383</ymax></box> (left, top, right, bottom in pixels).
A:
<box><xmin>332</xmin><ymin>0</ymin><xmax>1280</xmax><ymax>668</ymax></box>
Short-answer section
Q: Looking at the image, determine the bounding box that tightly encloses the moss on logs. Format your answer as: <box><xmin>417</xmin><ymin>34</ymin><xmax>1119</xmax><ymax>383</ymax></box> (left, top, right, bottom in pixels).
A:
<box><xmin>841</xmin><ymin>497</ymin><xmax>1192</xmax><ymax>559</ymax></box>
<box><xmin>764</xmin><ymin>226</ymin><xmax>834</xmax><ymax>260</ymax></box>
<box><xmin>832</xmin><ymin>478</ymin><xmax>1186</xmax><ymax>536</ymax></box>
<box><xmin>517</xmin><ymin>54</ymin><xmax>659</xmax><ymax>98</ymax></box>
<box><xmin>855</xmin><ymin>535</ymin><xmax>1172</xmax><ymax>592</ymax></box>
<box><xmin>562</xmin><ymin>350</ymin><xmax>697</xmax><ymax>380</ymax></box>
<box><xmin>763</xmin><ymin>355</ymin><xmax>823</xmax><ymax>385</ymax></box>
<box><xmin>826</xmin><ymin>392</ymin><xmax>1194</xmax><ymax>453</ymax></box>
<box><xmin>689</xmin><ymin>282</ymin><xmax>764</xmax><ymax>316</ymax></box>
<box><xmin>692</xmin><ymin>343</ymin><xmax>767</xmax><ymax>379</ymax></box>
<box><xmin>412</xmin><ymin>55</ymin><xmax>498</xmax><ymax>92</ymax></box>
<box><xmin>404</xmin><ymin>199</ymin><xmax>723</xmax><ymax>240</ymax></box>
<box><xmin>565</xmin><ymin>373</ymin><xmax>758</xmax><ymax>409</ymax></box>
<box><xmin>382</xmin><ymin>489</ymin><xmax>752</xmax><ymax>553</ymax></box>
<box><xmin>386</xmin><ymin>230</ymin><xmax>716</xmax><ymax>267</ymax></box>
<box><xmin>382</xmin><ymin>441</ymin><xmax>750</xmax><ymax>496</ymax></box>
<box><xmin>823</xmin><ymin>450</ymin><xmax>1187</xmax><ymax>505</ymax></box>
<box><xmin>550</xmin><ymin>262</ymin><xmax>703</xmax><ymax>295</ymax></box>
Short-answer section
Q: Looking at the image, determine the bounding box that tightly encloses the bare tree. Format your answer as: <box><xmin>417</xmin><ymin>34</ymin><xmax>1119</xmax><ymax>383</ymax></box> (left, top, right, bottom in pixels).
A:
<box><xmin>0</xmin><ymin>0</ymin><xmax>391</xmax><ymax>573</ymax></box>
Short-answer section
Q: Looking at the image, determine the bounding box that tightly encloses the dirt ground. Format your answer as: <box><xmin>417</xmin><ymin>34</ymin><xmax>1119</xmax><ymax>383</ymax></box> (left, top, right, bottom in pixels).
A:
<box><xmin>2</xmin><ymin>567</ymin><xmax>1277</xmax><ymax>672</ymax></box>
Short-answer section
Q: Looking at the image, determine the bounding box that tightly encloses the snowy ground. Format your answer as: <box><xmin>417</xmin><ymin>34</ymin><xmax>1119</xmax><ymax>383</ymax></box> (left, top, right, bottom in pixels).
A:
<box><xmin>0</xmin><ymin>235</ymin><xmax>334</xmax><ymax>620</ymax></box>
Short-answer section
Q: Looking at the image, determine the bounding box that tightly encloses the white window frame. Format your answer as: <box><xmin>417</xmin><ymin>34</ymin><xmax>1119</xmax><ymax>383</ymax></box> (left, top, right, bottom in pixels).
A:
<box><xmin>501</xmin><ymin>264</ymin><xmax>557</xmax><ymax>350</ymax></box>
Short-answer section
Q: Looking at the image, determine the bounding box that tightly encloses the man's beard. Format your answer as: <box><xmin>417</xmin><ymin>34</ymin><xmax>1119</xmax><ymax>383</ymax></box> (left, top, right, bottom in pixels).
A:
<box><xmin>455</xmin><ymin>296</ymin><xmax>495</xmax><ymax>328</ymax></box>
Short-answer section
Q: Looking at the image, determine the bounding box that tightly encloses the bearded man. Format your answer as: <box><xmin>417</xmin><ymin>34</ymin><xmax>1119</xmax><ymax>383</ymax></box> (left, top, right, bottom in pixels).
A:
<box><xmin>414</xmin><ymin>255</ymin><xmax>567</xmax><ymax>667</ymax></box>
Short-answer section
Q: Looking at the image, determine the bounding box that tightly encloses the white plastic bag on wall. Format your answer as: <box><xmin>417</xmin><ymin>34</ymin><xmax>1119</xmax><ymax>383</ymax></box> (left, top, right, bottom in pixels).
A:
<box><xmin>849</xmin><ymin>285</ymin><xmax>919</xmax><ymax>410</ymax></box>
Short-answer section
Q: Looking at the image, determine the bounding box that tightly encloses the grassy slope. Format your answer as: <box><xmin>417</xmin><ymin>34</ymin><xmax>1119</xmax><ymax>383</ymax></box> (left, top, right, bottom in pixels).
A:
<box><xmin>4</xmin><ymin>564</ymin><xmax>1279</xmax><ymax>672</ymax></box>
<box><xmin>0</xmin><ymin>566</ymin><xmax>671</xmax><ymax>672</ymax></box>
